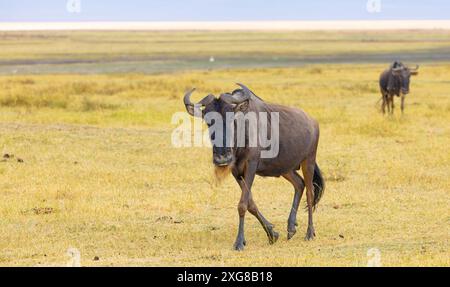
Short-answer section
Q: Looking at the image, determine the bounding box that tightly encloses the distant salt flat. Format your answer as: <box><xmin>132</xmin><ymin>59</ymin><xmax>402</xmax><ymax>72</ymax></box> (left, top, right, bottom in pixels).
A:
<box><xmin>1</xmin><ymin>20</ymin><xmax>450</xmax><ymax>31</ymax></box>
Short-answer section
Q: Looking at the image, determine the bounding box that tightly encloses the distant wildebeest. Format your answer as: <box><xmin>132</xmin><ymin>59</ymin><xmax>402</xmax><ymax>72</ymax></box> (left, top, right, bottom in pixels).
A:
<box><xmin>183</xmin><ymin>83</ymin><xmax>325</xmax><ymax>250</ymax></box>
<box><xmin>379</xmin><ymin>61</ymin><xmax>419</xmax><ymax>114</ymax></box>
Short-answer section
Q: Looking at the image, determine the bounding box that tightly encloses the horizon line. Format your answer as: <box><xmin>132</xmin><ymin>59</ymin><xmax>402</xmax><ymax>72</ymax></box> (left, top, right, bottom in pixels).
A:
<box><xmin>1</xmin><ymin>20</ymin><xmax>450</xmax><ymax>31</ymax></box>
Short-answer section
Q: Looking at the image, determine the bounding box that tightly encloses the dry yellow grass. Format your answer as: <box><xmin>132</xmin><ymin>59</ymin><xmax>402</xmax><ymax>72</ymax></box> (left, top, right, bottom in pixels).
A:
<box><xmin>0</xmin><ymin>63</ymin><xmax>449</xmax><ymax>266</ymax></box>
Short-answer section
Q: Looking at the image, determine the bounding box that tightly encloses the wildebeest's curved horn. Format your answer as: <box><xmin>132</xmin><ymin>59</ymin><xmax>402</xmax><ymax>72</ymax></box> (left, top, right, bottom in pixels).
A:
<box><xmin>220</xmin><ymin>83</ymin><xmax>252</xmax><ymax>104</ymax></box>
<box><xmin>184</xmin><ymin>88</ymin><xmax>215</xmax><ymax>107</ymax></box>
<box><xmin>236</xmin><ymin>83</ymin><xmax>253</xmax><ymax>97</ymax></box>
<box><xmin>221</xmin><ymin>90</ymin><xmax>250</xmax><ymax>104</ymax></box>
<box><xmin>183</xmin><ymin>88</ymin><xmax>196</xmax><ymax>107</ymax></box>
<box><xmin>409</xmin><ymin>64</ymin><xmax>419</xmax><ymax>71</ymax></box>
<box><xmin>198</xmin><ymin>94</ymin><xmax>215</xmax><ymax>106</ymax></box>
<box><xmin>184</xmin><ymin>88</ymin><xmax>215</xmax><ymax>116</ymax></box>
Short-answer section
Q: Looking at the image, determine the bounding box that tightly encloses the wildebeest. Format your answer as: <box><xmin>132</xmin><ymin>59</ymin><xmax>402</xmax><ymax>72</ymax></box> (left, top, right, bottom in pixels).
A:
<box><xmin>183</xmin><ymin>83</ymin><xmax>325</xmax><ymax>250</ymax></box>
<box><xmin>379</xmin><ymin>61</ymin><xmax>419</xmax><ymax>114</ymax></box>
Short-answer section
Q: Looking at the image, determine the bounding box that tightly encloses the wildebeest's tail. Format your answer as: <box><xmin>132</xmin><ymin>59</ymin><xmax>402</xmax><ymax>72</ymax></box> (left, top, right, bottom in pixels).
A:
<box><xmin>312</xmin><ymin>163</ymin><xmax>325</xmax><ymax>210</ymax></box>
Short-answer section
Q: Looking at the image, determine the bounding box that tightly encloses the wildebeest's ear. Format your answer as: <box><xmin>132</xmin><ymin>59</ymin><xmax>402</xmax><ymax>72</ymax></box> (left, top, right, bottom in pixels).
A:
<box><xmin>185</xmin><ymin>104</ymin><xmax>195</xmax><ymax>116</ymax></box>
<box><xmin>233</xmin><ymin>100</ymin><xmax>249</xmax><ymax>113</ymax></box>
<box><xmin>408</xmin><ymin>65</ymin><xmax>419</xmax><ymax>76</ymax></box>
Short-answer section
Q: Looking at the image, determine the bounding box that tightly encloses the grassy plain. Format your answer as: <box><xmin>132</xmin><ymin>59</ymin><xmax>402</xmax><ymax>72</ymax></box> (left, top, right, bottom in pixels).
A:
<box><xmin>0</xmin><ymin>31</ymin><xmax>449</xmax><ymax>266</ymax></box>
<box><xmin>1</xmin><ymin>30</ymin><xmax>450</xmax><ymax>74</ymax></box>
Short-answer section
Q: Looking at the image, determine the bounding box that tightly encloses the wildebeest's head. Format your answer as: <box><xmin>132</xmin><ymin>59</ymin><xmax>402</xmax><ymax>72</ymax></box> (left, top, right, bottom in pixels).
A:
<box><xmin>391</xmin><ymin>62</ymin><xmax>419</xmax><ymax>94</ymax></box>
<box><xmin>183</xmin><ymin>83</ymin><xmax>251</xmax><ymax>167</ymax></box>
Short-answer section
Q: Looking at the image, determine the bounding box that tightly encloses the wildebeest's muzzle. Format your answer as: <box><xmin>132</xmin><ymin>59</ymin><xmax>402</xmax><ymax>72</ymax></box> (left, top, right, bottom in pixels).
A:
<box><xmin>213</xmin><ymin>147</ymin><xmax>233</xmax><ymax>166</ymax></box>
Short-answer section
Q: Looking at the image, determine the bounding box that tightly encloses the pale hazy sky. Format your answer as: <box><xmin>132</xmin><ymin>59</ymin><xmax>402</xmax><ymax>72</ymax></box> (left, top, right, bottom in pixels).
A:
<box><xmin>1</xmin><ymin>0</ymin><xmax>449</xmax><ymax>21</ymax></box>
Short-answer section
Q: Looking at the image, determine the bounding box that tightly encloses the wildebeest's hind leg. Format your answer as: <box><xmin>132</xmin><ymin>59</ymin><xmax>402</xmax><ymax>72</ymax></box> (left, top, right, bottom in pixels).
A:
<box><xmin>302</xmin><ymin>158</ymin><xmax>316</xmax><ymax>240</ymax></box>
<box><xmin>282</xmin><ymin>171</ymin><xmax>305</xmax><ymax>239</ymax></box>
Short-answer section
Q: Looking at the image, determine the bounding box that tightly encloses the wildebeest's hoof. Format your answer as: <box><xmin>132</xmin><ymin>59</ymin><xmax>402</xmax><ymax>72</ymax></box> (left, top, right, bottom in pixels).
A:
<box><xmin>287</xmin><ymin>230</ymin><xmax>296</xmax><ymax>240</ymax></box>
<box><xmin>233</xmin><ymin>241</ymin><xmax>245</xmax><ymax>251</ymax></box>
<box><xmin>304</xmin><ymin>227</ymin><xmax>315</xmax><ymax>241</ymax></box>
<box><xmin>269</xmin><ymin>231</ymin><xmax>279</xmax><ymax>244</ymax></box>
<box><xmin>287</xmin><ymin>223</ymin><xmax>297</xmax><ymax>240</ymax></box>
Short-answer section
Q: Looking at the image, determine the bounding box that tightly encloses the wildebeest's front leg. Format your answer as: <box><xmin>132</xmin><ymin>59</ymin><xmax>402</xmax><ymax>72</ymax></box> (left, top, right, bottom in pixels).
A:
<box><xmin>401</xmin><ymin>94</ymin><xmax>405</xmax><ymax>114</ymax></box>
<box><xmin>233</xmin><ymin>162</ymin><xmax>257</xmax><ymax>251</ymax></box>
<box><xmin>234</xmin><ymin>161</ymin><xmax>279</xmax><ymax>250</ymax></box>
<box><xmin>386</xmin><ymin>95</ymin><xmax>392</xmax><ymax>114</ymax></box>
<box><xmin>282</xmin><ymin>171</ymin><xmax>305</xmax><ymax>240</ymax></box>
<box><xmin>381</xmin><ymin>93</ymin><xmax>387</xmax><ymax>114</ymax></box>
<box><xmin>390</xmin><ymin>95</ymin><xmax>395</xmax><ymax>115</ymax></box>
<box><xmin>247</xmin><ymin>194</ymin><xmax>279</xmax><ymax>245</ymax></box>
